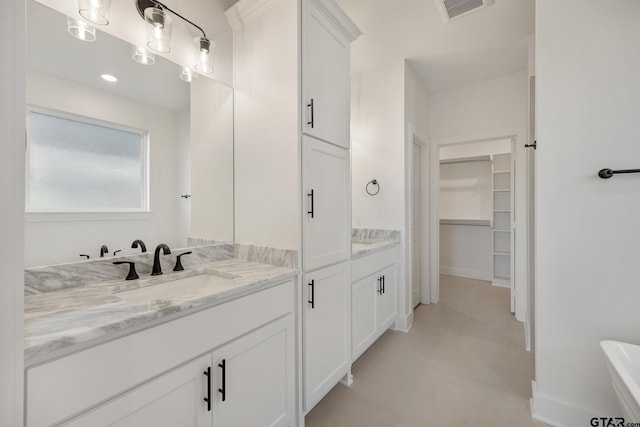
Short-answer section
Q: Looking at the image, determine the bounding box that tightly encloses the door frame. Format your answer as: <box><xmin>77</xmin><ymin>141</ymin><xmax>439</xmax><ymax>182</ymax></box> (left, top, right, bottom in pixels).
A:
<box><xmin>405</xmin><ymin>126</ymin><xmax>430</xmax><ymax>309</ymax></box>
<box><xmin>428</xmin><ymin>127</ymin><xmax>529</xmax><ymax>322</ymax></box>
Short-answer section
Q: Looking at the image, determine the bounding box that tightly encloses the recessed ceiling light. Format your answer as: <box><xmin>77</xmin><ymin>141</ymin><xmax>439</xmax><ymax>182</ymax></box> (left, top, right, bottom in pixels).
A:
<box><xmin>101</xmin><ymin>74</ymin><xmax>117</xmax><ymax>82</ymax></box>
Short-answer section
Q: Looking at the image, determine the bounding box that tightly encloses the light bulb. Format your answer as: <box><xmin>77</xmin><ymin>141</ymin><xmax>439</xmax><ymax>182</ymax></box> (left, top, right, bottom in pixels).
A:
<box><xmin>194</xmin><ymin>37</ymin><xmax>214</xmax><ymax>74</ymax></box>
<box><xmin>145</xmin><ymin>7</ymin><xmax>171</xmax><ymax>53</ymax></box>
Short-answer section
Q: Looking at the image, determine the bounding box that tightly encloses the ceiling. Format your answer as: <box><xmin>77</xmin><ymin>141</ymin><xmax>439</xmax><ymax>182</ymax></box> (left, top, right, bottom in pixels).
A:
<box><xmin>335</xmin><ymin>0</ymin><xmax>535</xmax><ymax>93</ymax></box>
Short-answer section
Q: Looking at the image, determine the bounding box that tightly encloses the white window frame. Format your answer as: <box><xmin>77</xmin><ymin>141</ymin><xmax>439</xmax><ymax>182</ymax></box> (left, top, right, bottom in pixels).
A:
<box><xmin>25</xmin><ymin>105</ymin><xmax>150</xmax><ymax>218</ymax></box>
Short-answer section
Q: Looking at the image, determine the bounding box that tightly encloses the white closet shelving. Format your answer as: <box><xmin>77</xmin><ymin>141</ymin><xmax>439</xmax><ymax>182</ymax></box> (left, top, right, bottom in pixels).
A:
<box><xmin>491</xmin><ymin>153</ymin><xmax>513</xmax><ymax>287</ymax></box>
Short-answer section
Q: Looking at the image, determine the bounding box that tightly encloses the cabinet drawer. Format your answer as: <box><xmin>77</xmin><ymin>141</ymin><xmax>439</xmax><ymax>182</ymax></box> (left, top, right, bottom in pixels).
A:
<box><xmin>26</xmin><ymin>281</ymin><xmax>295</xmax><ymax>427</ymax></box>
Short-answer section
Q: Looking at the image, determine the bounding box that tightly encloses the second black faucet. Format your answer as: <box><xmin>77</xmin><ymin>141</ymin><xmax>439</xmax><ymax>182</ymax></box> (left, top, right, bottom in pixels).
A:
<box><xmin>151</xmin><ymin>244</ymin><xmax>171</xmax><ymax>275</ymax></box>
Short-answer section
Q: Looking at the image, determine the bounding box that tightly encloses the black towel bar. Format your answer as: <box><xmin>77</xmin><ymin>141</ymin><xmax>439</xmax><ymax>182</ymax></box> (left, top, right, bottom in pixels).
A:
<box><xmin>598</xmin><ymin>168</ymin><xmax>640</xmax><ymax>179</ymax></box>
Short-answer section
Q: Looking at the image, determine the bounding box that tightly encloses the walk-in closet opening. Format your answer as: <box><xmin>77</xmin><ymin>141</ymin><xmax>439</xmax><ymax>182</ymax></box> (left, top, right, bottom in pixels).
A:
<box><xmin>437</xmin><ymin>138</ymin><xmax>515</xmax><ymax>313</ymax></box>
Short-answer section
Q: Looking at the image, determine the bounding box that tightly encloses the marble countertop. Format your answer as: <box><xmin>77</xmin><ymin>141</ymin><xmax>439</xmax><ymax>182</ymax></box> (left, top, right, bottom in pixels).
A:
<box><xmin>24</xmin><ymin>259</ymin><xmax>297</xmax><ymax>364</ymax></box>
<box><xmin>352</xmin><ymin>239</ymin><xmax>400</xmax><ymax>258</ymax></box>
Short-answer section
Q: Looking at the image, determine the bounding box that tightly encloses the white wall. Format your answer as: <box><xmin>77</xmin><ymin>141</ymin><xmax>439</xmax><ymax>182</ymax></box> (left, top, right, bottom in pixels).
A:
<box><xmin>351</xmin><ymin>60</ymin><xmax>430</xmax><ymax>328</ymax></box>
<box><xmin>190</xmin><ymin>77</ymin><xmax>234</xmax><ymax>243</ymax></box>
<box><xmin>428</xmin><ymin>71</ymin><xmax>528</xmax><ymax>319</ymax></box>
<box><xmin>25</xmin><ymin>70</ymin><xmax>185</xmax><ymax>266</ymax></box>
<box><xmin>439</xmin><ymin>224</ymin><xmax>491</xmax><ymax>281</ymax></box>
<box><xmin>439</xmin><ymin>160</ymin><xmax>492</xmax><ymax>220</ymax></box>
<box><xmin>351</xmin><ymin>61</ymin><xmax>405</xmax><ymax>229</ymax></box>
<box><xmin>0</xmin><ymin>0</ymin><xmax>24</xmax><ymax>423</ymax></box>
<box><xmin>429</xmin><ymin>72</ymin><xmax>528</xmax><ymax>139</ymax></box>
<box><xmin>532</xmin><ymin>0</ymin><xmax>640</xmax><ymax>424</ymax></box>
<box><xmin>229</xmin><ymin>0</ymin><xmax>299</xmax><ymax>250</ymax></box>
<box><xmin>439</xmin><ymin>139</ymin><xmax>511</xmax><ymax>160</ymax></box>
<box><xmin>438</xmin><ymin>160</ymin><xmax>492</xmax><ymax>281</ymax></box>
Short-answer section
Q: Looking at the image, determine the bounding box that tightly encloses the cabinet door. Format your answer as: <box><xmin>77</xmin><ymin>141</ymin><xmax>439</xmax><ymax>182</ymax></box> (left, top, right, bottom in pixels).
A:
<box><xmin>377</xmin><ymin>265</ymin><xmax>398</xmax><ymax>331</ymax></box>
<box><xmin>352</xmin><ymin>274</ymin><xmax>378</xmax><ymax>361</ymax></box>
<box><xmin>303</xmin><ymin>262</ymin><xmax>350</xmax><ymax>412</ymax></box>
<box><xmin>302</xmin><ymin>0</ymin><xmax>351</xmax><ymax>148</ymax></box>
<box><xmin>212</xmin><ymin>315</ymin><xmax>295</xmax><ymax>427</ymax></box>
<box><xmin>302</xmin><ymin>136</ymin><xmax>350</xmax><ymax>270</ymax></box>
<box><xmin>63</xmin><ymin>355</ymin><xmax>212</xmax><ymax>427</ymax></box>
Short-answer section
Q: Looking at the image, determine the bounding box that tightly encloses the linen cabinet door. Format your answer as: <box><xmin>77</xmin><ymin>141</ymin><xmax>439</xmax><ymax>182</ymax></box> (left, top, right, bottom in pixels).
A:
<box><xmin>302</xmin><ymin>0</ymin><xmax>351</xmax><ymax>148</ymax></box>
<box><xmin>62</xmin><ymin>354</ymin><xmax>212</xmax><ymax>427</ymax></box>
<box><xmin>351</xmin><ymin>274</ymin><xmax>378</xmax><ymax>362</ymax></box>
<box><xmin>377</xmin><ymin>265</ymin><xmax>398</xmax><ymax>331</ymax></box>
<box><xmin>211</xmin><ymin>315</ymin><xmax>295</xmax><ymax>427</ymax></box>
<box><xmin>303</xmin><ymin>262</ymin><xmax>350</xmax><ymax>412</ymax></box>
<box><xmin>302</xmin><ymin>136</ymin><xmax>350</xmax><ymax>271</ymax></box>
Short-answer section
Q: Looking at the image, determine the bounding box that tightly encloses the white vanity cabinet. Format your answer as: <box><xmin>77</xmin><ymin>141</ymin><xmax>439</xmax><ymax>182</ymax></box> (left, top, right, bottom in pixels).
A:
<box><xmin>25</xmin><ymin>281</ymin><xmax>296</xmax><ymax>427</ymax></box>
<box><xmin>302</xmin><ymin>136</ymin><xmax>351</xmax><ymax>271</ymax></box>
<box><xmin>210</xmin><ymin>316</ymin><xmax>294</xmax><ymax>427</ymax></box>
<box><xmin>302</xmin><ymin>0</ymin><xmax>352</xmax><ymax>149</ymax></box>
<box><xmin>63</xmin><ymin>354</ymin><xmax>213</xmax><ymax>427</ymax></box>
<box><xmin>302</xmin><ymin>261</ymin><xmax>350</xmax><ymax>412</ymax></box>
<box><xmin>352</xmin><ymin>246</ymin><xmax>399</xmax><ymax>362</ymax></box>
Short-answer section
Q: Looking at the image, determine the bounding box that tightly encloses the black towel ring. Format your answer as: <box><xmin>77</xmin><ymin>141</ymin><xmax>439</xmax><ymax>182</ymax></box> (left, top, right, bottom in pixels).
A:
<box><xmin>366</xmin><ymin>179</ymin><xmax>380</xmax><ymax>196</ymax></box>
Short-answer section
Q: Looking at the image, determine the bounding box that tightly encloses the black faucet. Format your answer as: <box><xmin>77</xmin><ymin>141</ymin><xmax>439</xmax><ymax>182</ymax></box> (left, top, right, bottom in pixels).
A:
<box><xmin>151</xmin><ymin>244</ymin><xmax>171</xmax><ymax>276</ymax></box>
<box><xmin>100</xmin><ymin>245</ymin><xmax>109</xmax><ymax>258</ymax></box>
<box><xmin>131</xmin><ymin>239</ymin><xmax>147</xmax><ymax>253</ymax></box>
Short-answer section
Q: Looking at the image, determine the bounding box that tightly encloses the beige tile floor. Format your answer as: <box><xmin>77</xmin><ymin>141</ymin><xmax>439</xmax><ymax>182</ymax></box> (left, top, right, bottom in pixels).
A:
<box><xmin>305</xmin><ymin>275</ymin><xmax>549</xmax><ymax>427</ymax></box>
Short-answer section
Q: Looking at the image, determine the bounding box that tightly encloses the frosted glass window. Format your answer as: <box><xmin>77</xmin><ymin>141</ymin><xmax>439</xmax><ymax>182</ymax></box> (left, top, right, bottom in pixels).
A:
<box><xmin>26</xmin><ymin>111</ymin><xmax>147</xmax><ymax>212</ymax></box>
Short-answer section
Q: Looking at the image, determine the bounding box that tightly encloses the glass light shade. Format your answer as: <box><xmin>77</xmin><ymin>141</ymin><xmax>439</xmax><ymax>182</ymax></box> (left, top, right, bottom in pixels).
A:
<box><xmin>132</xmin><ymin>46</ymin><xmax>155</xmax><ymax>65</ymax></box>
<box><xmin>194</xmin><ymin>37</ymin><xmax>214</xmax><ymax>74</ymax></box>
<box><xmin>78</xmin><ymin>0</ymin><xmax>111</xmax><ymax>25</ymax></box>
<box><xmin>67</xmin><ymin>16</ymin><xmax>96</xmax><ymax>42</ymax></box>
<box><xmin>180</xmin><ymin>66</ymin><xmax>197</xmax><ymax>83</ymax></box>
<box><xmin>145</xmin><ymin>7</ymin><xmax>172</xmax><ymax>53</ymax></box>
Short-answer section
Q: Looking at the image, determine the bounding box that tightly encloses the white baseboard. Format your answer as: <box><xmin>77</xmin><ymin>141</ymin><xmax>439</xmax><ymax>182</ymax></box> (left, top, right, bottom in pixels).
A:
<box><xmin>531</xmin><ymin>381</ymin><xmax>608</xmax><ymax>427</ymax></box>
<box><xmin>491</xmin><ymin>279</ymin><xmax>511</xmax><ymax>288</ymax></box>
<box><xmin>394</xmin><ymin>311</ymin><xmax>414</xmax><ymax>333</ymax></box>
<box><xmin>440</xmin><ymin>266</ymin><xmax>492</xmax><ymax>282</ymax></box>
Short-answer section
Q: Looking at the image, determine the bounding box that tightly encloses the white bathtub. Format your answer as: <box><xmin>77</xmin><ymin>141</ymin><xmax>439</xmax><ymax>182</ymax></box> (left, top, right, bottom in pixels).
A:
<box><xmin>601</xmin><ymin>340</ymin><xmax>640</xmax><ymax>422</ymax></box>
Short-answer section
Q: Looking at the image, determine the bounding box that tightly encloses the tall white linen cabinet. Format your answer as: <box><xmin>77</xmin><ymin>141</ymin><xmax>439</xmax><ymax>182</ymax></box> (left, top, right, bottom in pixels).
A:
<box><xmin>225</xmin><ymin>0</ymin><xmax>361</xmax><ymax>421</ymax></box>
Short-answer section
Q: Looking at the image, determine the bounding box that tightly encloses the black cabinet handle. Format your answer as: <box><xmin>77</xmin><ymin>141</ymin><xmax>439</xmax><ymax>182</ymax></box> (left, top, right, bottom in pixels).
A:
<box><xmin>377</xmin><ymin>276</ymin><xmax>382</xmax><ymax>295</ymax></box>
<box><xmin>218</xmin><ymin>359</ymin><xmax>226</xmax><ymax>402</ymax></box>
<box><xmin>308</xmin><ymin>280</ymin><xmax>315</xmax><ymax>308</ymax></box>
<box><xmin>307</xmin><ymin>98</ymin><xmax>314</xmax><ymax>128</ymax></box>
<box><xmin>203</xmin><ymin>367</ymin><xmax>211</xmax><ymax>411</ymax></box>
<box><xmin>382</xmin><ymin>275</ymin><xmax>385</xmax><ymax>294</ymax></box>
<box><xmin>307</xmin><ymin>189</ymin><xmax>315</xmax><ymax>218</ymax></box>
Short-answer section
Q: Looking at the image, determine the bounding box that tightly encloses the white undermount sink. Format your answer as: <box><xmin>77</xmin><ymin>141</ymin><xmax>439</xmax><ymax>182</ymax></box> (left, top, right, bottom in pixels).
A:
<box><xmin>601</xmin><ymin>340</ymin><xmax>640</xmax><ymax>422</ymax></box>
<box><xmin>116</xmin><ymin>271</ymin><xmax>238</xmax><ymax>305</ymax></box>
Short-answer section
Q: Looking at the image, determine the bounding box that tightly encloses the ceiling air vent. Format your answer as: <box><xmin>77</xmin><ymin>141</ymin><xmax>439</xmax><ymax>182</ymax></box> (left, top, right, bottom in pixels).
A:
<box><xmin>435</xmin><ymin>0</ymin><xmax>495</xmax><ymax>22</ymax></box>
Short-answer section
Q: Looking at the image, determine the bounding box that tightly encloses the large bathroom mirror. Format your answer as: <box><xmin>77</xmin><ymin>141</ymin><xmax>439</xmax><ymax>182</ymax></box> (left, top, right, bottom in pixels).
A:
<box><xmin>25</xmin><ymin>0</ymin><xmax>234</xmax><ymax>267</ymax></box>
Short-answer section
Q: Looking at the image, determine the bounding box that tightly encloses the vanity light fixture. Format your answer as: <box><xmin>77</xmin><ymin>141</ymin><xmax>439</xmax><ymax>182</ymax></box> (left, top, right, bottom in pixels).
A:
<box><xmin>132</xmin><ymin>46</ymin><xmax>156</xmax><ymax>65</ymax></box>
<box><xmin>144</xmin><ymin>6</ymin><xmax>172</xmax><ymax>53</ymax></box>
<box><xmin>78</xmin><ymin>0</ymin><xmax>111</xmax><ymax>26</ymax></box>
<box><xmin>179</xmin><ymin>66</ymin><xmax>196</xmax><ymax>83</ymax></box>
<box><xmin>100</xmin><ymin>73</ymin><xmax>118</xmax><ymax>82</ymax></box>
<box><xmin>136</xmin><ymin>0</ymin><xmax>214</xmax><ymax>74</ymax></box>
<box><xmin>194</xmin><ymin>37</ymin><xmax>214</xmax><ymax>74</ymax></box>
<box><xmin>67</xmin><ymin>16</ymin><xmax>96</xmax><ymax>42</ymax></box>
